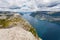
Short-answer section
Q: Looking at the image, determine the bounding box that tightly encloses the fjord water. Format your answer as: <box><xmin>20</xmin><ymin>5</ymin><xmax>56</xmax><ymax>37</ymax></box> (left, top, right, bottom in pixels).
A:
<box><xmin>22</xmin><ymin>13</ymin><xmax>60</xmax><ymax>40</ymax></box>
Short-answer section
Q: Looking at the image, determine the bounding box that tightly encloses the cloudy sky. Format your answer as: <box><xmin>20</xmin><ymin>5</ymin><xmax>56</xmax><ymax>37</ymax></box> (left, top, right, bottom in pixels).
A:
<box><xmin>0</xmin><ymin>0</ymin><xmax>60</xmax><ymax>12</ymax></box>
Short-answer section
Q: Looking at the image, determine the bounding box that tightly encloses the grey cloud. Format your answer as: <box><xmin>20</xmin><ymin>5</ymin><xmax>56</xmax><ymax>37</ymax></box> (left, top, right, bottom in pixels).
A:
<box><xmin>0</xmin><ymin>0</ymin><xmax>60</xmax><ymax>12</ymax></box>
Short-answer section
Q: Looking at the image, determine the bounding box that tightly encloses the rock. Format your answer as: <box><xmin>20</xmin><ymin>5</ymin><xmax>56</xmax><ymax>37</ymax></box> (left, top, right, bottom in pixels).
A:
<box><xmin>0</xmin><ymin>26</ymin><xmax>38</xmax><ymax>40</ymax></box>
<box><xmin>0</xmin><ymin>12</ymin><xmax>42</xmax><ymax>40</ymax></box>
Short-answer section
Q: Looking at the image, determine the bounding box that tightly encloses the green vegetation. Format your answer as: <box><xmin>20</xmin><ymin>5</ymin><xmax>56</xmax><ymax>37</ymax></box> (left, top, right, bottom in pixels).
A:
<box><xmin>0</xmin><ymin>17</ymin><xmax>20</xmax><ymax>28</ymax></box>
<box><xmin>29</xmin><ymin>27</ymin><xmax>38</xmax><ymax>37</ymax></box>
<box><xmin>0</xmin><ymin>19</ymin><xmax>11</xmax><ymax>28</ymax></box>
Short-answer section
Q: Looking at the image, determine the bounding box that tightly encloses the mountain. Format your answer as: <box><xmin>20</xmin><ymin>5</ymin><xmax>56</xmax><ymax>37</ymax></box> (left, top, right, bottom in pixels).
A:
<box><xmin>0</xmin><ymin>12</ymin><xmax>42</xmax><ymax>40</ymax></box>
<box><xmin>30</xmin><ymin>11</ymin><xmax>60</xmax><ymax>25</ymax></box>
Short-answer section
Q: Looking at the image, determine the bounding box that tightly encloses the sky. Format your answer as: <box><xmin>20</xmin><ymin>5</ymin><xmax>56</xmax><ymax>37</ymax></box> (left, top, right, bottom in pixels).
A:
<box><xmin>0</xmin><ymin>0</ymin><xmax>60</xmax><ymax>12</ymax></box>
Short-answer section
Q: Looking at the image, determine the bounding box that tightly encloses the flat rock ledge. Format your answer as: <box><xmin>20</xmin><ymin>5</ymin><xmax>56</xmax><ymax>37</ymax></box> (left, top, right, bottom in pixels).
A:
<box><xmin>0</xmin><ymin>26</ymin><xmax>41</xmax><ymax>40</ymax></box>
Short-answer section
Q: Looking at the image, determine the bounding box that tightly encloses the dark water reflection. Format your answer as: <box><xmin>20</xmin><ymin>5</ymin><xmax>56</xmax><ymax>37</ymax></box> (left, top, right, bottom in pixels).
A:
<box><xmin>22</xmin><ymin>13</ymin><xmax>60</xmax><ymax>40</ymax></box>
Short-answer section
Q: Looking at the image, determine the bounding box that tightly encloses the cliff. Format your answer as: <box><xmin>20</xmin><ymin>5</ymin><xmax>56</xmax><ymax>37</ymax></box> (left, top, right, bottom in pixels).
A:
<box><xmin>0</xmin><ymin>12</ymin><xmax>42</xmax><ymax>40</ymax></box>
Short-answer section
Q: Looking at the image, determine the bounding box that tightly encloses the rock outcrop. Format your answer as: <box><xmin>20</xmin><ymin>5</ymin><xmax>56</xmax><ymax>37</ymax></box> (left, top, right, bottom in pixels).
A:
<box><xmin>0</xmin><ymin>12</ymin><xmax>42</xmax><ymax>40</ymax></box>
<box><xmin>0</xmin><ymin>26</ymin><xmax>38</xmax><ymax>40</ymax></box>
